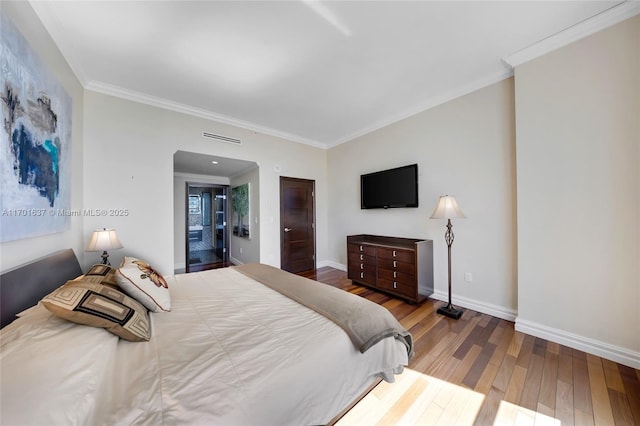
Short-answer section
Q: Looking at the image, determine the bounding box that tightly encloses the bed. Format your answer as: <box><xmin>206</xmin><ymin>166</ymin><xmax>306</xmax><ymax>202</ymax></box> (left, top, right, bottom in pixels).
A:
<box><xmin>0</xmin><ymin>249</ymin><xmax>412</xmax><ymax>425</ymax></box>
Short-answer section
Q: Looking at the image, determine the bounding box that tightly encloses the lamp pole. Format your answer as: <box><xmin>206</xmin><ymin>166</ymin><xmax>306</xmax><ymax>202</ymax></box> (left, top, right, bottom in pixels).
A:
<box><xmin>447</xmin><ymin>219</ymin><xmax>454</xmax><ymax>304</ymax></box>
<box><xmin>437</xmin><ymin>218</ymin><xmax>462</xmax><ymax>319</ymax></box>
<box><xmin>430</xmin><ymin>196</ymin><xmax>465</xmax><ymax>320</ymax></box>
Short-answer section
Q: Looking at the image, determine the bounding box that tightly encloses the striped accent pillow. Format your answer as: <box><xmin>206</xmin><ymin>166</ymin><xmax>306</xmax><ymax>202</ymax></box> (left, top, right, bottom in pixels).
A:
<box><xmin>41</xmin><ymin>280</ymin><xmax>151</xmax><ymax>342</ymax></box>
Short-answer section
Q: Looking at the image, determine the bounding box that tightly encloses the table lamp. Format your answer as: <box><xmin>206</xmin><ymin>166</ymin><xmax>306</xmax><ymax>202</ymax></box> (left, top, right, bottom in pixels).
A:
<box><xmin>87</xmin><ymin>228</ymin><xmax>123</xmax><ymax>265</ymax></box>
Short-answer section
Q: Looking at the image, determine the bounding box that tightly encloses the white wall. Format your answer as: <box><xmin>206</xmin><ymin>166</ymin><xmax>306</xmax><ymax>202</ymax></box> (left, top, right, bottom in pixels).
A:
<box><xmin>514</xmin><ymin>15</ymin><xmax>639</xmax><ymax>367</ymax></box>
<box><xmin>230</xmin><ymin>166</ymin><xmax>260</xmax><ymax>265</ymax></box>
<box><xmin>83</xmin><ymin>91</ymin><xmax>327</xmax><ymax>275</ymax></box>
<box><xmin>0</xmin><ymin>2</ymin><xmax>85</xmax><ymax>272</ymax></box>
<box><xmin>327</xmin><ymin>79</ymin><xmax>517</xmax><ymax>319</ymax></box>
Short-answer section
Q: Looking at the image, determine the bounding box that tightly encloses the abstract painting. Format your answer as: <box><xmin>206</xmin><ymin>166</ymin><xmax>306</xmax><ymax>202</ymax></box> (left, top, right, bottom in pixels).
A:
<box><xmin>232</xmin><ymin>183</ymin><xmax>250</xmax><ymax>239</ymax></box>
<box><xmin>1</xmin><ymin>12</ymin><xmax>72</xmax><ymax>242</ymax></box>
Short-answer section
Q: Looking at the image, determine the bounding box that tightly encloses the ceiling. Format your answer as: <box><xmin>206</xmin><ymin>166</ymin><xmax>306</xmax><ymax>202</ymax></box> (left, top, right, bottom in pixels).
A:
<box><xmin>174</xmin><ymin>150</ymin><xmax>257</xmax><ymax>177</ymax></box>
<box><xmin>31</xmin><ymin>1</ymin><xmax>628</xmax><ymax>148</ymax></box>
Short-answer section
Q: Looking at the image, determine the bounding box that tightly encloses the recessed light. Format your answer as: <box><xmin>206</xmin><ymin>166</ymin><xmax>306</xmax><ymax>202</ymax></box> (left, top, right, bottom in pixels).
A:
<box><xmin>211</xmin><ymin>161</ymin><xmax>219</xmax><ymax>165</ymax></box>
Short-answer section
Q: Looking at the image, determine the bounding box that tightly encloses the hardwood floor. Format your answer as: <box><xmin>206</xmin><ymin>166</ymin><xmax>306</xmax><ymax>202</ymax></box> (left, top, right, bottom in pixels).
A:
<box><xmin>301</xmin><ymin>267</ymin><xmax>640</xmax><ymax>425</ymax></box>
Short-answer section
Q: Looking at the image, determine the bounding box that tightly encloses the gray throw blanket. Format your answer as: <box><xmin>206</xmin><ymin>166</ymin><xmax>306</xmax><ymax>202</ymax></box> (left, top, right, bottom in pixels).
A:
<box><xmin>234</xmin><ymin>263</ymin><xmax>413</xmax><ymax>358</ymax></box>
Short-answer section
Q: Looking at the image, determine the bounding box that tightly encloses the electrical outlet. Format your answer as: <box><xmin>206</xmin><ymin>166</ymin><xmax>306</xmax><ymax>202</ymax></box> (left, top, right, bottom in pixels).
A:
<box><xmin>464</xmin><ymin>272</ymin><xmax>473</xmax><ymax>282</ymax></box>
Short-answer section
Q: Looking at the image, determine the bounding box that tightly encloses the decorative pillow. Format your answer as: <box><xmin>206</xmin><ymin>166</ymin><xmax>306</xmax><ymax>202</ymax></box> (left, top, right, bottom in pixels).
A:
<box><xmin>115</xmin><ymin>257</ymin><xmax>171</xmax><ymax>313</ymax></box>
<box><xmin>41</xmin><ymin>279</ymin><xmax>151</xmax><ymax>342</ymax></box>
<box><xmin>82</xmin><ymin>264</ymin><xmax>119</xmax><ymax>286</ymax></box>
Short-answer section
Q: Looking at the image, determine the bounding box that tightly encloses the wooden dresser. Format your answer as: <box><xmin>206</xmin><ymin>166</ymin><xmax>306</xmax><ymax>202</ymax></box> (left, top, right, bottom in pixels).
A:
<box><xmin>347</xmin><ymin>234</ymin><xmax>434</xmax><ymax>303</ymax></box>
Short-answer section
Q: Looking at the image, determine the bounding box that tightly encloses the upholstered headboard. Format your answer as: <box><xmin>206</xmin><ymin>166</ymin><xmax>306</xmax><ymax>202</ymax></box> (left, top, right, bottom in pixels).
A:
<box><xmin>0</xmin><ymin>249</ymin><xmax>82</xmax><ymax>328</ymax></box>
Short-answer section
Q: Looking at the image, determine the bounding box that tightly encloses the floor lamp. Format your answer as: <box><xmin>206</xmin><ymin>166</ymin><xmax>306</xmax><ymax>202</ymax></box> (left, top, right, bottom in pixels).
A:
<box><xmin>430</xmin><ymin>195</ymin><xmax>465</xmax><ymax>319</ymax></box>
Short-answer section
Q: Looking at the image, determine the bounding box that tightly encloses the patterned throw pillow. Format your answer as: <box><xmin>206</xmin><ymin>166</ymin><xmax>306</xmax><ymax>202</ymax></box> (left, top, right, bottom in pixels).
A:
<box><xmin>41</xmin><ymin>280</ymin><xmax>151</xmax><ymax>342</ymax></box>
<box><xmin>82</xmin><ymin>264</ymin><xmax>119</xmax><ymax>286</ymax></box>
<box><xmin>115</xmin><ymin>257</ymin><xmax>171</xmax><ymax>313</ymax></box>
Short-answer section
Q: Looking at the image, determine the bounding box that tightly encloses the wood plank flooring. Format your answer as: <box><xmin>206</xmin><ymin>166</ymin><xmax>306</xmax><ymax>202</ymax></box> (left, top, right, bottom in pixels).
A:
<box><xmin>301</xmin><ymin>267</ymin><xmax>640</xmax><ymax>426</ymax></box>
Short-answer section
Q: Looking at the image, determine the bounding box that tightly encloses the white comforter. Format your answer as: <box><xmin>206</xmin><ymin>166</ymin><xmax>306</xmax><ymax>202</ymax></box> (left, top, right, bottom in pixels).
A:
<box><xmin>1</xmin><ymin>267</ymin><xmax>408</xmax><ymax>425</ymax></box>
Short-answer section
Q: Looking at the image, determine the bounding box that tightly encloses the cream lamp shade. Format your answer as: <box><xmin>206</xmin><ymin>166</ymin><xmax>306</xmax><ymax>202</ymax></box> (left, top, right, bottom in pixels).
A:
<box><xmin>430</xmin><ymin>195</ymin><xmax>466</xmax><ymax>219</ymax></box>
<box><xmin>87</xmin><ymin>228</ymin><xmax>123</xmax><ymax>265</ymax></box>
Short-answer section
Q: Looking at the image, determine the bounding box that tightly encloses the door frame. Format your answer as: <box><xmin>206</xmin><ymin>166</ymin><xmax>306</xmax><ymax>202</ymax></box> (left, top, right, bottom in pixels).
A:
<box><xmin>279</xmin><ymin>176</ymin><xmax>316</xmax><ymax>272</ymax></box>
<box><xmin>185</xmin><ymin>182</ymin><xmax>230</xmax><ymax>273</ymax></box>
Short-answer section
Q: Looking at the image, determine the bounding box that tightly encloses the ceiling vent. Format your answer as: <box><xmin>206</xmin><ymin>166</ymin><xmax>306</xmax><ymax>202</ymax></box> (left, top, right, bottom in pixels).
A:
<box><xmin>202</xmin><ymin>131</ymin><xmax>241</xmax><ymax>145</ymax></box>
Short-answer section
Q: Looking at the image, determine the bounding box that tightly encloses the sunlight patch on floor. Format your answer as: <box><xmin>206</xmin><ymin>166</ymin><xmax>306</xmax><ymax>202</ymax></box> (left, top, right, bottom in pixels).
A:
<box><xmin>494</xmin><ymin>400</ymin><xmax>561</xmax><ymax>426</ymax></box>
<box><xmin>336</xmin><ymin>368</ymin><xmax>563</xmax><ymax>426</ymax></box>
<box><xmin>336</xmin><ymin>368</ymin><xmax>484</xmax><ymax>425</ymax></box>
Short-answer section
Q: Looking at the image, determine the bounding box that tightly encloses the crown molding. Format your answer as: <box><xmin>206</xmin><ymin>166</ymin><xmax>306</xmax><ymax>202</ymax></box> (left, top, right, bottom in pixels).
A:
<box><xmin>33</xmin><ymin>0</ymin><xmax>637</xmax><ymax>151</ymax></box>
<box><xmin>84</xmin><ymin>80</ymin><xmax>327</xmax><ymax>150</ymax></box>
<box><xmin>29</xmin><ymin>0</ymin><xmax>326</xmax><ymax>149</ymax></box>
<box><xmin>503</xmin><ymin>0</ymin><xmax>640</xmax><ymax>69</ymax></box>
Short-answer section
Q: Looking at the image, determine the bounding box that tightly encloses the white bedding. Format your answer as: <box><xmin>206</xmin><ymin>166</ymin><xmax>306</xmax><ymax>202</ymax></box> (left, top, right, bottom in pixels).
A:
<box><xmin>1</xmin><ymin>267</ymin><xmax>408</xmax><ymax>425</ymax></box>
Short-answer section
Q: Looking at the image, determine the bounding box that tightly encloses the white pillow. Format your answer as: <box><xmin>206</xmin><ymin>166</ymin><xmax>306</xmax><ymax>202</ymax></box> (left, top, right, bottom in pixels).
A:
<box><xmin>115</xmin><ymin>257</ymin><xmax>171</xmax><ymax>312</ymax></box>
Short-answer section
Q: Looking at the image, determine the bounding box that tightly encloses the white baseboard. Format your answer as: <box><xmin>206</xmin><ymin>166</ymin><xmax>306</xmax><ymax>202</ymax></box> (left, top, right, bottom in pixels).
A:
<box><xmin>318</xmin><ymin>260</ymin><xmax>347</xmax><ymax>271</ymax></box>
<box><xmin>327</xmin><ymin>262</ymin><xmax>516</xmax><ymax>321</ymax></box>
<box><xmin>515</xmin><ymin>318</ymin><xmax>640</xmax><ymax>370</ymax></box>
<box><xmin>431</xmin><ymin>290</ymin><xmax>517</xmax><ymax>322</ymax></box>
<box><xmin>229</xmin><ymin>255</ymin><xmax>244</xmax><ymax>266</ymax></box>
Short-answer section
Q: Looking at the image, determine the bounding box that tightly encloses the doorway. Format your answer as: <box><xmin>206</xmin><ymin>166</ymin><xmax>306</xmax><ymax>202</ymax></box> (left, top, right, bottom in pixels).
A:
<box><xmin>280</xmin><ymin>177</ymin><xmax>316</xmax><ymax>273</ymax></box>
<box><xmin>186</xmin><ymin>183</ymin><xmax>229</xmax><ymax>272</ymax></box>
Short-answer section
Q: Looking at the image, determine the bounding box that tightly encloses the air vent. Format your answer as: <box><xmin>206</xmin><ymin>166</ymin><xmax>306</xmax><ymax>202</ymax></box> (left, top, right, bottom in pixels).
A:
<box><xmin>202</xmin><ymin>131</ymin><xmax>241</xmax><ymax>145</ymax></box>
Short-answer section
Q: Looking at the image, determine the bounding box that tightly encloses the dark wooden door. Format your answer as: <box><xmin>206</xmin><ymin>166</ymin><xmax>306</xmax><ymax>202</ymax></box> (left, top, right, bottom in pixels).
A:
<box><xmin>280</xmin><ymin>177</ymin><xmax>315</xmax><ymax>273</ymax></box>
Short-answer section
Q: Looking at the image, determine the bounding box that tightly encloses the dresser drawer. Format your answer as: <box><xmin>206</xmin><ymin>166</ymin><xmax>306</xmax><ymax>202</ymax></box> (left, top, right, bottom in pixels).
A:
<box><xmin>348</xmin><ymin>251</ymin><xmax>376</xmax><ymax>266</ymax></box>
<box><xmin>377</xmin><ymin>268</ymin><xmax>414</xmax><ymax>284</ymax></box>
<box><xmin>377</xmin><ymin>278</ymin><xmax>415</xmax><ymax>299</ymax></box>
<box><xmin>376</xmin><ymin>258</ymin><xmax>415</xmax><ymax>275</ymax></box>
<box><xmin>347</xmin><ymin>243</ymin><xmax>377</xmax><ymax>257</ymax></box>
<box><xmin>347</xmin><ymin>264</ymin><xmax>376</xmax><ymax>285</ymax></box>
<box><xmin>347</xmin><ymin>260</ymin><xmax>376</xmax><ymax>273</ymax></box>
<box><xmin>376</xmin><ymin>247</ymin><xmax>414</xmax><ymax>264</ymax></box>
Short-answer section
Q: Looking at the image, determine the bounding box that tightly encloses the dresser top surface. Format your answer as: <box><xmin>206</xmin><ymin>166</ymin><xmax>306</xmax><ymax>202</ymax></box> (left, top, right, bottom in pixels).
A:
<box><xmin>347</xmin><ymin>234</ymin><xmax>430</xmax><ymax>249</ymax></box>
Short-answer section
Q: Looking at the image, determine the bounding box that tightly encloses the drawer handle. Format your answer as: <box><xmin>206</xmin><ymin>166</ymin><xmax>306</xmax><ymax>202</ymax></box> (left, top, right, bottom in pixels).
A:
<box><xmin>360</xmin><ymin>272</ymin><xmax>364</xmax><ymax>279</ymax></box>
<box><xmin>359</xmin><ymin>245</ymin><xmax>363</xmax><ymax>251</ymax></box>
<box><xmin>394</xmin><ymin>271</ymin><xmax>397</xmax><ymax>278</ymax></box>
<box><xmin>360</xmin><ymin>264</ymin><xmax>364</xmax><ymax>270</ymax></box>
<box><xmin>393</xmin><ymin>282</ymin><xmax>397</xmax><ymax>289</ymax></box>
<box><xmin>360</xmin><ymin>254</ymin><xmax>363</xmax><ymax>261</ymax></box>
<box><xmin>393</xmin><ymin>260</ymin><xmax>397</xmax><ymax>268</ymax></box>
<box><xmin>393</xmin><ymin>250</ymin><xmax>396</xmax><ymax>257</ymax></box>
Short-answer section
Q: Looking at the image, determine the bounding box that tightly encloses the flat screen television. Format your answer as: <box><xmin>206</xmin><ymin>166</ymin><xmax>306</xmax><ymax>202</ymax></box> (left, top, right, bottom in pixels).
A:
<box><xmin>360</xmin><ymin>164</ymin><xmax>418</xmax><ymax>209</ymax></box>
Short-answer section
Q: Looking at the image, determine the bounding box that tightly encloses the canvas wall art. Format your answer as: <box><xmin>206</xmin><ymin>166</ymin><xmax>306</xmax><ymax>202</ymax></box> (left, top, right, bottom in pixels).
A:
<box><xmin>1</xmin><ymin>12</ymin><xmax>72</xmax><ymax>242</ymax></box>
<box><xmin>232</xmin><ymin>183</ymin><xmax>250</xmax><ymax>239</ymax></box>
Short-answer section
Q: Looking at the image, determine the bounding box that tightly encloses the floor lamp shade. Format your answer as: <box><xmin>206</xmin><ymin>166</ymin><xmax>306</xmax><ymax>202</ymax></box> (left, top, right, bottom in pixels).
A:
<box><xmin>430</xmin><ymin>195</ymin><xmax>465</xmax><ymax>319</ymax></box>
<box><xmin>87</xmin><ymin>228</ymin><xmax>123</xmax><ymax>265</ymax></box>
<box><xmin>430</xmin><ymin>195</ymin><xmax>466</xmax><ymax>220</ymax></box>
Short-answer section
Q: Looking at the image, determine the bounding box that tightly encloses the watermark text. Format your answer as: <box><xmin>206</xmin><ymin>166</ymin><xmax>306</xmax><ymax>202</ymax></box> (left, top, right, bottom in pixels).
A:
<box><xmin>2</xmin><ymin>208</ymin><xmax>130</xmax><ymax>217</ymax></box>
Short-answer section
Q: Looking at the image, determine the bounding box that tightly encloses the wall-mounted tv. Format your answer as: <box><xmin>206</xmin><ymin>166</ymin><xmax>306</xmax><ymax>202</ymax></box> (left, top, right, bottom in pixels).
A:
<box><xmin>361</xmin><ymin>164</ymin><xmax>418</xmax><ymax>209</ymax></box>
